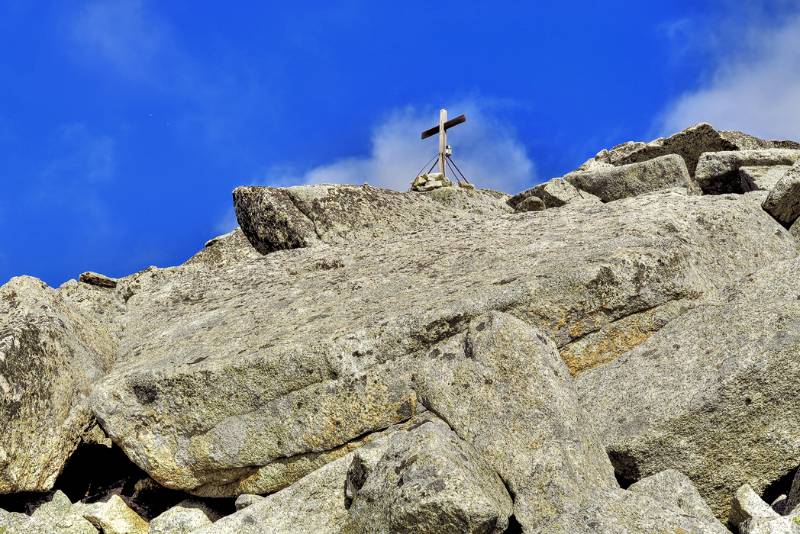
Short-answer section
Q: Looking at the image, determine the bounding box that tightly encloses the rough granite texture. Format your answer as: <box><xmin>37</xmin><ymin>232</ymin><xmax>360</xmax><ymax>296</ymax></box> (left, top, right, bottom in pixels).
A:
<box><xmin>413</xmin><ymin>312</ymin><xmax>617</xmax><ymax>531</ymax></box>
<box><xmin>763</xmin><ymin>161</ymin><xmax>800</xmax><ymax>227</ymax></box>
<box><xmin>345</xmin><ymin>419</ymin><xmax>513</xmax><ymax>534</ymax></box>
<box><xmin>233</xmin><ymin>183</ymin><xmax>510</xmax><ymax>254</ymax></box>
<box><xmin>740</xmin><ymin>165</ymin><xmax>791</xmax><ymax>191</ymax></box>
<box><xmin>695</xmin><ymin>149</ymin><xmax>800</xmax><ymax>194</ymax></box>
<box><xmin>0</xmin><ymin>277</ymin><xmax>117</xmax><ymax>493</ymax></box>
<box><xmin>82</xmin><ymin>192</ymin><xmax>796</xmax><ymax>497</ymax></box>
<box><xmin>565</xmin><ymin>154</ymin><xmax>697</xmax><ymax>202</ymax></box>
<box><xmin>730</xmin><ymin>484</ymin><xmax>800</xmax><ymax>534</ymax></box>
<box><xmin>81</xmin><ymin>192</ymin><xmax>797</xmax><ymax>498</ymax></box>
<box><xmin>578</xmin><ymin>255</ymin><xmax>800</xmax><ymax>520</ymax></box>
<box><xmin>507</xmin><ymin>177</ymin><xmax>600</xmax><ymax>210</ymax></box>
<box><xmin>577</xmin><ymin>122</ymin><xmax>800</xmax><ymax>176</ymax></box>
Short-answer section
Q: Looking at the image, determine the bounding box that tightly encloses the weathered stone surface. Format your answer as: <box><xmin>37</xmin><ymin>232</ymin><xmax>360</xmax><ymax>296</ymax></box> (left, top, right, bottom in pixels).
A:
<box><xmin>27</xmin><ymin>490</ymin><xmax>97</xmax><ymax>533</ymax></box>
<box><xmin>578</xmin><ymin>256</ymin><xmax>800</xmax><ymax>519</ymax></box>
<box><xmin>89</xmin><ymin>192</ymin><xmax>794</xmax><ymax>495</ymax></box>
<box><xmin>508</xmin><ymin>178</ymin><xmax>600</xmax><ymax>210</ymax></box>
<box><xmin>195</xmin><ymin>430</ymin><xmax>397</xmax><ymax>534</ymax></box>
<box><xmin>763</xmin><ymin>161</ymin><xmax>800</xmax><ymax>227</ymax></box>
<box><xmin>148</xmin><ymin>503</ymin><xmax>211</xmax><ymax>534</ymax></box>
<box><xmin>539</xmin><ymin>486</ymin><xmax>731</xmax><ymax>534</ymax></box>
<box><xmin>695</xmin><ymin>149</ymin><xmax>800</xmax><ymax>194</ymax></box>
<box><xmin>79</xmin><ymin>272</ymin><xmax>117</xmax><ymax>288</ymax></box>
<box><xmin>730</xmin><ymin>484</ymin><xmax>800</xmax><ymax>534</ymax></box>
<box><xmin>74</xmin><ymin>495</ymin><xmax>148</xmax><ymax>534</ymax></box>
<box><xmin>0</xmin><ymin>277</ymin><xmax>117</xmax><ymax>493</ymax></box>
<box><xmin>412</xmin><ymin>172</ymin><xmax>452</xmax><ymax>192</ymax></box>
<box><xmin>234</xmin><ymin>494</ymin><xmax>264</xmax><ymax>511</ymax></box>
<box><xmin>565</xmin><ymin>154</ymin><xmax>696</xmax><ymax>202</ymax></box>
<box><xmin>346</xmin><ymin>419</ymin><xmax>512</xmax><ymax>534</ymax></box>
<box><xmin>577</xmin><ymin>122</ymin><xmax>799</xmax><ymax>177</ymax></box>
<box><xmin>627</xmin><ymin>469</ymin><xmax>726</xmax><ymax>531</ymax></box>
<box><xmin>185</xmin><ymin>228</ymin><xmax>261</xmax><ymax>268</ymax></box>
<box><xmin>515</xmin><ymin>194</ymin><xmax>545</xmax><ymax>212</ymax></box>
<box><xmin>740</xmin><ymin>165</ymin><xmax>791</xmax><ymax>191</ymax></box>
<box><xmin>719</xmin><ymin>129</ymin><xmax>800</xmax><ymax>151</ymax></box>
<box><xmin>424</xmin><ymin>186</ymin><xmax>513</xmax><ymax>214</ymax></box>
<box><xmin>413</xmin><ymin>312</ymin><xmax>617</xmax><ymax>531</ymax></box>
<box><xmin>233</xmin><ymin>184</ymin><xmax>507</xmax><ymax>255</ymax></box>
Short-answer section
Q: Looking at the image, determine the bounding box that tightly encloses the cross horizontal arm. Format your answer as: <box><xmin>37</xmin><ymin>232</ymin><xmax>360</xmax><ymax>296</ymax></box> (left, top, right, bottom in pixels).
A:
<box><xmin>420</xmin><ymin>114</ymin><xmax>467</xmax><ymax>139</ymax></box>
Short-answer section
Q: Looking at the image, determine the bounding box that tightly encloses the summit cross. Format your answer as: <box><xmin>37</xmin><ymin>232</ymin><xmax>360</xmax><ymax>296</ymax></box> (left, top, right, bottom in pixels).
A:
<box><xmin>420</xmin><ymin>108</ymin><xmax>466</xmax><ymax>182</ymax></box>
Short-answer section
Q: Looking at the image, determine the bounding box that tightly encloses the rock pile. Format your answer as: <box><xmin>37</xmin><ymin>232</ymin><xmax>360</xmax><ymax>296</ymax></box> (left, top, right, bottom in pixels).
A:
<box><xmin>4</xmin><ymin>123</ymin><xmax>800</xmax><ymax>533</ymax></box>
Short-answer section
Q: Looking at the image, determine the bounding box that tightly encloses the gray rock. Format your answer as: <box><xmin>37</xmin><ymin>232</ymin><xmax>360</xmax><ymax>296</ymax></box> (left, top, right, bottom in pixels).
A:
<box><xmin>508</xmin><ymin>178</ymin><xmax>600</xmax><ymax>210</ymax></box>
<box><xmin>234</xmin><ymin>494</ymin><xmax>264</xmax><ymax>511</ymax></box>
<box><xmin>578</xmin><ymin>122</ymin><xmax>798</xmax><ymax>177</ymax></box>
<box><xmin>740</xmin><ymin>165</ymin><xmax>792</xmax><ymax>191</ymax></box>
<box><xmin>79</xmin><ymin>271</ymin><xmax>117</xmax><ymax>288</ymax></box>
<box><xmin>413</xmin><ymin>312</ymin><xmax>617</xmax><ymax>531</ymax></box>
<box><xmin>233</xmin><ymin>184</ymin><xmax>508</xmax><ymax>255</ymax></box>
<box><xmin>73</xmin><ymin>495</ymin><xmax>148</xmax><ymax>534</ymax></box>
<box><xmin>565</xmin><ymin>154</ymin><xmax>696</xmax><ymax>202</ymax></box>
<box><xmin>345</xmin><ymin>419</ymin><xmax>512</xmax><ymax>534</ymax></box>
<box><xmin>185</xmin><ymin>228</ymin><xmax>261</xmax><ymax>268</ymax></box>
<box><xmin>695</xmin><ymin>149</ymin><xmax>800</xmax><ymax>194</ymax></box>
<box><xmin>0</xmin><ymin>277</ymin><xmax>116</xmax><ymax>493</ymax></box>
<box><xmin>424</xmin><ymin>186</ymin><xmax>513</xmax><ymax>215</ymax></box>
<box><xmin>148</xmin><ymin>503</ymin><xmax>211</xmax><ymax>534</ymax></box>
<box><xmin>577</xmin><ymin>256</ymin><xmax>800</xmax><ymax>520</ymax></box>
<box><xmin>194</xmin><ymin>427</ymin><xmax>399</xmax><ymax>534</ymax></box>
<box><xmin>730</xmin><ymin>484</ymin><xmax>800</xmax><ymax>534</ymax></box>
<box><xmin>28</xmin><ymin>490</ymin><xmax>97</xmax><ymax>533</ymax></box>
<box><xmin>538</xmin><ymin>486</ymin><xmax>731</xmax><ymax>534</ymax></box>
<box><xmin>719</xmin><ymin>129</ymin><xmax>800</xmax><ymax>151</ymax></box>
<box><xmin>627</xmin><ymin>469</ymin><xmax>726</xmax><ymax>531</ymax></box>
<box><xmin>515</xmin><ymin>195</ymin><xmax>545</xmax><ymax>212</ymax></box>
<box><xmin>88</xmin><ymin>192</ymin><xmax>794</xmax><ymax>495</ymax></box>
<box><xmin>763</xmin><ymin>161</ymin><xmax>800</xmax><ymax>227</ymax></box>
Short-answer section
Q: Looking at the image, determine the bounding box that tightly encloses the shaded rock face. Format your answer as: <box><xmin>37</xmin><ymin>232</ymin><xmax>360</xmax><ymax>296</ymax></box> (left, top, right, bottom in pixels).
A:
<box><xmin>195</xmin><ymin>427</ymin><xmax>400</xmax><ymax>534</ymax></box>
<box><xmin>0</xmin><ymin>277</ymin><xmax>117</xmax><ymax>493</ymax></box>
<box><xmin>578</xmin><ymin>255</ymin><xmax>800</xmax><ymax>520</ymax></box>
<box><xmin>565</xmin><ymin>154</ymin><xmax>696</xmax><ymax>202</ymax></box>
<box><xmin>233</xmin><ymin>183</ymin><xmax>510</xmax><ymax>254</ymax></box>
<box><xmin>85</xmin><ymin>191</ymin><xmax>794</xmax><ymax>499</ymax></box>
<box><xmin>763</xmin><ymin>161</ymin><xmax>800</xmax><ymax>227</ymax></box>
<box><xmin>345</xmin><ymin>419</ymin><xmax>513</xmax><ymax>534</ymax></box>
<box><xmin>695</xmin><ymin>149</ymin><xmax>800</xmax><ymax>194</ymax></box>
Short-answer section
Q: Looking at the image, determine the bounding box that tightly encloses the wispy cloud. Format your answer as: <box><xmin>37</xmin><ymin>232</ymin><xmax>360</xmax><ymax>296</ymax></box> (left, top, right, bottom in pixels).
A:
<box><xmin>660</xmin><ymin>11</ymin><xmax>800</xmax><ymax>140</ymax></box>
<box><xmin>273</xmin><ymin>101</ymin><xmax>535</xmax><ymax>193</ymax></box>
<box><xmin>69</xmin><ymin>0</ymin><xmax>170</xmax><ymax>81</ymax></box>
<box><xmin>33</xmin><ymin>123</ymin><xmax>117</xmax><ymax>238</ymax></box>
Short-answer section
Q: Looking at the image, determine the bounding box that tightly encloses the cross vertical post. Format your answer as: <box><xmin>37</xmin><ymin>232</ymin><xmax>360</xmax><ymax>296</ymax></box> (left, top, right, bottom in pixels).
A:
<box><xmin>438</xmin><ymin>108</ymin><xmax>447</xmax><ymax>180</ymax></box>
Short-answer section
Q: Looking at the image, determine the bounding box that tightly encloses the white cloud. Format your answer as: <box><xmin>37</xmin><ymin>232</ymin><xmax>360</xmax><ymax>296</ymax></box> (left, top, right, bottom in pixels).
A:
<box><xmin>276</xmin><ymin>102</ymin><xmax>535</xmax><ymax>193</ymax></box>
<box><xmin>661</xmin><ymin>14</ymin><xmax>800</xmax><ymax>140</ymax></box>
<box><xmin>70</xmin><ymin>0</ymin><xmax>168</xmax><ymax>81</ymax></box>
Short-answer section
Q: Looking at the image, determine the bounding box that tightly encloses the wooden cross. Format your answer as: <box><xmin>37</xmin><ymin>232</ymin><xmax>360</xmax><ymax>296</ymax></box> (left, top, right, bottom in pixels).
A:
<box><xmin>421</xmin><ymin>109</ymin><xmax>466</xmax><ymax>181</ymax></box>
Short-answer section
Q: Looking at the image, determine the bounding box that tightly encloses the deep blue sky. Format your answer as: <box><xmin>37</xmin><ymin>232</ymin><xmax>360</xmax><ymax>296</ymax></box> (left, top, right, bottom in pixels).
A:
<box><xmin>1</xmin><ymin>1</ymin><xmax>798</xmax><ymax>286</ymax></box>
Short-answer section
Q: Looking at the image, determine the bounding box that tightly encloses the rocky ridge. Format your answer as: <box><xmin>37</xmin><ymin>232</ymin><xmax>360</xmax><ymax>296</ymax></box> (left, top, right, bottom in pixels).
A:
<box><xmin>3</xmin><ymin>123</ymin><xmax>800</xmax><ymax>532</ymax></box>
